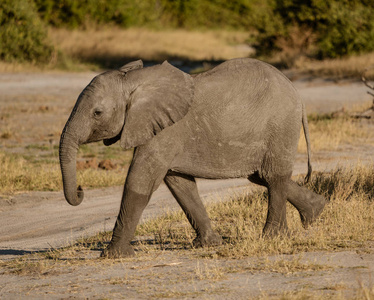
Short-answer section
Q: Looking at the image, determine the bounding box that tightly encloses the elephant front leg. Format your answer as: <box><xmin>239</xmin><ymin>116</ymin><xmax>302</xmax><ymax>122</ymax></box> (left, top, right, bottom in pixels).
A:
<box><xmin>101</xmin><ymin>148</ymin><xmax>169</xmax><ymax>258</ymax></box>
<box><xmin>101</xmin><ymin>189</ymin><xmax>150</xmax><ymax>258</ymax></box>
<box><xmin>164</xmin><ymin>171</ymin><xmax>222</xmax><ymax>247</ymax></box>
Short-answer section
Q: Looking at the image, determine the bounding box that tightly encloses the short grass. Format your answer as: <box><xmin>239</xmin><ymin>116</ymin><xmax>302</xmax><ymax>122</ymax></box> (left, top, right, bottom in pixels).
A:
<box><xmin>298</xmin><ymin>109</ymin><xmax>374</xmax><ymax>152</ymax></box>
<box><xmin>49</xmin><ymin>27</ymin><xmax>251</xmax><ymax>66</ymax></box>
<box><xmin>0</xmin><ymin>146</ymin><xmax>130</xmax><ymax>195</ymax></box>
<box><xmin>292</xmin><ymin>52</ymin><xmax>374</xmax><ymax>80</ymax></box>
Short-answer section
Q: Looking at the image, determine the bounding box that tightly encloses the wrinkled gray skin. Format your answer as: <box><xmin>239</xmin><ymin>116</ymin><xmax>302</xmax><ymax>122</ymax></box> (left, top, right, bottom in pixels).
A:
<box><xmin>59</xmin><ymin>58</ymin><xmax>326</xmax><ymax>258</ymax></box>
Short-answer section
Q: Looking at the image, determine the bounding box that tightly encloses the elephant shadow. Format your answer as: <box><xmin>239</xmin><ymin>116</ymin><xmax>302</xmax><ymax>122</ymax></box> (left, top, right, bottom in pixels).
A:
<box><xmin>0</xmin><ymin>249</ymin><xmax>37</xmax><ymax>256</ymax></box>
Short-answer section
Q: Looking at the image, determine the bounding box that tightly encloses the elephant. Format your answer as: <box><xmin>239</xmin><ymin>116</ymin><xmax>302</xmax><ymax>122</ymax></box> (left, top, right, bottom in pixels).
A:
<box><xmin>59</xmin><ymin>58</ymin><xmax>326</xmax><ymax>258</ymax></box>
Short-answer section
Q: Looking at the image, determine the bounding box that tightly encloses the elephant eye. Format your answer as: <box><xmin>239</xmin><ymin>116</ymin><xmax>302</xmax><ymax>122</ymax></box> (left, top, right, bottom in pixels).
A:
<box><xmin>93</xmin><ymin>109</ymin><xmax>103</xmax><ymax>117</ymax></box>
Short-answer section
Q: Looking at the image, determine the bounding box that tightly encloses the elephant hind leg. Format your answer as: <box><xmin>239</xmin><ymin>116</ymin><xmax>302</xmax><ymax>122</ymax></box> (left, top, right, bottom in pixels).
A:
<box><xmin>262</xmin><ymin>179</ymin><xmax>289</xmax><ymax>237</ymax></box>
<box><xmin>164</xmin><ymin>171</ymin><xmax>222</xmax><ymax>247</ymax></box>
<box><xmin>285</xmin><ymin>180</ymin><xmax>326</xmax><ymax>228</ymax></box>
<box><xmin>249</xmin><ymin>173</ymin><xmax>289</xmax><ymax>236</ymax></box>
<box><xmin>249</xmin><ymin>172</ymin><xmax>326</xmax><ymax>231</ymax></box>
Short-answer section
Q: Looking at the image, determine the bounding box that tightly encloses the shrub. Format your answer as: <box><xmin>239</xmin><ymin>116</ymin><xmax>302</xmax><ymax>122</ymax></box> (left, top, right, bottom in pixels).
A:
<box><xmin>158</xmin><ymin>0</ymin><xmax>255</xmax><ymax>29</ymax></box>
<box><xmin>34</xmin><ymin>0</ymin><xmax>145</xmax><ymax>28</ymax></box>
<box><xmin>0</xmin><ymin>0</ymin><xmax>54</xmax><ymax>63</ymax></box>
<box><xmin>316</xmin><ymin>1</ymin><xmax>374</xmax><ymax>58</ymax></box>
<box><xmin>252</xmin><ymin>0</ymin><xmax>374</xmax><ymax>59</ymax></box>
<box><xmin>34</xmin><ymin>0</ymin><xmax>257</xmax><ymax>30</ymax></box>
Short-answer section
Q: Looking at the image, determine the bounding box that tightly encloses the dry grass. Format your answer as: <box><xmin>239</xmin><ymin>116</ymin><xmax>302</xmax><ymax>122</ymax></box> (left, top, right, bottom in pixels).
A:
<box><xmin>258</xmin><ymin>287</ymin><xmax>374</xmax><ymax>300</ymax></box>
<box><xmin>195</xmin><ymin>260</ymin><xmax>226</xmax><ymax>281</ymax></box>
<box><xmin>49</xmin><ymin>27</ymin><xmax>252</xmax><ymax>67</ymax></box>
<box><xmin>298</xmin><ymin>111</ymin><xmax>374</xmax><ymax>152</ymax></box>
<box><xmin>0</xmin><ymin>61</ymin><xmax>46</xmax><ymax>73</ymax></box>
<box><xmin>0</xmin><ymin>150</ymin><xmax>127</xmax><ymax>195</ymax></box>
<box><xmin>1</xmin><ymin>26</ymin><xmax>374</xmax><ymax>79</ymax></box>
<box><xmin>293</xmin><ymin>52</ymin><xmax>374</xmax><ymax>79</ymax></box>
<box><xmin>0</xmin><ymin>151</ymin><xmax>62</xmax><ymax>194</ymax></box>
<box><xmin>231</xmin><ymin>255</ymin><xmax>332</xmax><ymax>276</ymax></box>
<box><xmin>269</xmin><ymin>43</ymin><xmax>374</xmax><ymax>79</ymax></box>
<box><xmin>1</xmin><ymin>27</ymin><xmax>251</xmax><ymax>72</ymax></box>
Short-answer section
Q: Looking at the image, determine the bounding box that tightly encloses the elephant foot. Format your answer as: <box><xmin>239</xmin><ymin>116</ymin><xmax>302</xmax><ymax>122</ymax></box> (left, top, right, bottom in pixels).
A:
<box><xmin>262</xmin><ymin>222</ymin><xmax>289</xmax><ymax>238</ymax></box>
<box><xmin>193</xmin><ymin>232</ymin><xmax>223</xmax><ymax>248</ymax></box>
<box><xmin>100</xmin><ymin>242</ymin><xmax>135</xmax><ymax>259</ymax></box>
<box><xmin>299</xmin><ymin>195</ymin><xmax>326</xmax><ymax>229</ymax></box>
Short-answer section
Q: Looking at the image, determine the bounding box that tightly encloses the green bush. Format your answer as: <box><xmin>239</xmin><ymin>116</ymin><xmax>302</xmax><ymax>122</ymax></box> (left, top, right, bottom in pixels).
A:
<box><xmin>34</xmin><ymin>0</ymin><xmax>138</xmax><ymax>28</ymax></box>
<box><xmin>0</xmin><ymin>0</ymin><xmax>54</xmax><ymax>63</ymax></box>
<box><xmin>157</xmin><ymin>0</ymin><xmax>255</xmax><ymax>29</ymax></box>
<box><xmin>3</xmin><ymin>0</ymin><xmax>374</xmax><ymax>64</ymax></box>
<box><xmin>252</xmin><ymin>0</ymin><xmax>374</xmax><ymax>59</ymax></box>
<box><xmin>33</xmin><ymin>0</ymin><xmax>257</xmax><ymax>29</ymax></box>
<box><xmin>316</xmin><ymin>1</ymin><xmax>374</xmax><ymax>58</ymax></box>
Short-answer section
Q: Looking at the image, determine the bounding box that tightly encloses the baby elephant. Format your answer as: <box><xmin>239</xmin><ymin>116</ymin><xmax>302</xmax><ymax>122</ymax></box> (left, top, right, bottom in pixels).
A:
<box><xmin>59</xmin><ymin>58</ymin><xmax>326</xmax><ymax>258</ymax></box>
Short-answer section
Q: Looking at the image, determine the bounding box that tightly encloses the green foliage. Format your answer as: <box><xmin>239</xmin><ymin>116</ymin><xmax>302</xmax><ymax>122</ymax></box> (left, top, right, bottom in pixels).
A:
<box><xmin>0</xmin><ymin>0</ymin><xmax>54</xmax><ymax>63</ymax></box>
<box><xmin>33</xmin><ymin>0</ymin><xmax>256</xmax><ymax>29</ymax></box>
<box><xmin>3</xmin><ymin>0</ymin><xmax>374</xmax><ymax>64</ymax></box>
<box><xmin>317</xmin><ymin>1</ymin><xmax>374</xmax><ymax>58</ymax></box>
<box><xmin>158</xmin><ymin>0</ymin><xmax>255</xmax><ymax>29</ymax></box>
<box><xmin>34</xmin><ymin>0</ymin><xmax>160</xmax><ymax>28</ymax></box>
<box><xmin>253</xmin><ymin>0</ymin><xmax>374</xmax><ymax>58</ymax></box>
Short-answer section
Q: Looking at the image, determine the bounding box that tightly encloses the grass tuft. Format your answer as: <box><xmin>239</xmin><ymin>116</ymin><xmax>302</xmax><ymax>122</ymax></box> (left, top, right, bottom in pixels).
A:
<box><xmin>298</xmin><ymin>112</ymin><xmax>374</xmax><ymax>152</ymax></box>
<box><xmin>307</xmin><ymin>164</ymin><xmax>374</xmax><ymax>201</ymax></box>
<box><xmin>195</xmin><ymin>260</ymin><xmax>226</xmax><ymax>281</ymax></box>
<box><xmin>0</xmin><ymin>151</ymin><xmax>127</xmax><ymax>195</ymax></box>
<box><xmin>0</xmin><ymin>152</ymin><xmax>62</xmax><ymax>194</ymax></box>
<box><xmin>246</xmin><ymin>256</ymin><xmax>332</xmax><ymax>275</ymax></box>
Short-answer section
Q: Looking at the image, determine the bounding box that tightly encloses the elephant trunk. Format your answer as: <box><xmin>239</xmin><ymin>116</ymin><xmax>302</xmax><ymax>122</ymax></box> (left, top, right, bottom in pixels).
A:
<box><xmin>59</xmin><ymin>129</ymin><xmax>84</xmax><ymax>206</ymax></box>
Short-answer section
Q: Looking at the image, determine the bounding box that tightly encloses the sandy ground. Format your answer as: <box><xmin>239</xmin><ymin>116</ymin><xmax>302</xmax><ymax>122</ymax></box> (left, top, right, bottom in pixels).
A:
<box><xmin>0</xmin><ymin>67</ymin><xmax>373</xmax><ymax>299</ymax></box>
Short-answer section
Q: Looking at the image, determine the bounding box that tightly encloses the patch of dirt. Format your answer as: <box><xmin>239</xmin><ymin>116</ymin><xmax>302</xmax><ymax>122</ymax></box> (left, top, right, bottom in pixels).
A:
<box><xmin>1</xmin><ymin>248</ymin><xmax>373</xmax><ymax>299</ymax></box>
<box><xmin>0</xmin><ymin>71</ymin><xmax>373</xmax><ymax>299</ymax></box>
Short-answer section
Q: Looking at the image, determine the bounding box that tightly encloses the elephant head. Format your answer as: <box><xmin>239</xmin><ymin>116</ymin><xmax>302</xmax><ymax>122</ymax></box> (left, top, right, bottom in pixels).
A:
<box><xmin>59</xmin><ymin>60</ymin><xmax>194</xmax><ymax>206</ymax></box>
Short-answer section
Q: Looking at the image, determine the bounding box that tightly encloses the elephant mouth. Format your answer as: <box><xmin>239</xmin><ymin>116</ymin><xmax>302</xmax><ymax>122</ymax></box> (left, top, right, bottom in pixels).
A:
<box><xmin>103</xmin><ymin>132</ymin><xmax>121</xmax><ymax>146</ymax></box>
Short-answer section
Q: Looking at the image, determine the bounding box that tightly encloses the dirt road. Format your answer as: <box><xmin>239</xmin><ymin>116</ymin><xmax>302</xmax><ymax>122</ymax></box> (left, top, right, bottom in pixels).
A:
<box><xmin>0</xmin><ymin>178</ymin><xmax>250</xmax><ymax>255</ymax></box>
<box><xmin>0</xmin><ymin>69</ymin><xmax>373</xmax><ymax>299</ymax></box>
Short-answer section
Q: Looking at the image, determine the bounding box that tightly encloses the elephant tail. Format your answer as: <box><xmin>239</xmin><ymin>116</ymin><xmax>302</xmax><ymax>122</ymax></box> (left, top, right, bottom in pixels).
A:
<box><xmin>302</xmin><ymin>102</ymin><xmax>312</xmax><ymax>184</ymax></box>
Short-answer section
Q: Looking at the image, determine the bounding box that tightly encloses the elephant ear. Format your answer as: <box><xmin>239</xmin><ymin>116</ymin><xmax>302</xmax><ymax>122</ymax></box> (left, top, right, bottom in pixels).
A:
<box><xmin>119</xmin><ymin>60</ymin><xmax>143</xmax><ymax>73</ymax></box>
<box><xmin>120</xmin><ymin>61</ymin><xmax>194</xmax><ymax>150</ymax></box>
